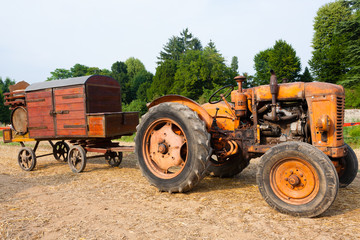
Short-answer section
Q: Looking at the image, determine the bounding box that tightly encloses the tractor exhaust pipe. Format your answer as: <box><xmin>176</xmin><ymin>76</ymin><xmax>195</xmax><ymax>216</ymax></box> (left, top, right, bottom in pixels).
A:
<box><xmin>269</xmin><ymin>70</ymin><xmax>278</xmax><ymax>121</ymax></box>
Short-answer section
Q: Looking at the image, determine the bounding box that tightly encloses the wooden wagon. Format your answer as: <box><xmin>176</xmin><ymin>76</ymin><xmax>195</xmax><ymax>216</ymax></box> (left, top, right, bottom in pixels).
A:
<box><xmin>3</xmin><ymin>75</ymin><xmax>138</xmax><ymax>173</ymax></box>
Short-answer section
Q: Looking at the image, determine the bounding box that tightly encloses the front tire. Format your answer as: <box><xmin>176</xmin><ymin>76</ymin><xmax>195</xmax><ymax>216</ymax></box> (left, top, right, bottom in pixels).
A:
<box><xmin>135</xmin><ymin>103</ymin><xmax>211</xmax><ymax>193</ymax></box>
<box><xmin>207</xmin><ymin>153</ymin><xmax>249</xmax><ymax>178</ymax></box>
<box><xmin>257</xmin><ymin>142</ymin><xmax>339</xmax><ymax>217</ymax></box>
<box><xmin>338</xmin><ymin>143</ymin><xmax>358</xmax><ymax>188</ymax></box>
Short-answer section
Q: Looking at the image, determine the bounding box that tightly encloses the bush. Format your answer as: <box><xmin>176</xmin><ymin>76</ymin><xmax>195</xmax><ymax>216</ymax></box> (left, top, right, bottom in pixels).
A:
<box><xmin>122</xmin><ymin>99</ymin><xmax>148</xmax><ymax>116</ymax></box>
<box><xmin>345</xmin><ymin>84</ymin><xmax>360</xmax><ymax>109</ymax></box>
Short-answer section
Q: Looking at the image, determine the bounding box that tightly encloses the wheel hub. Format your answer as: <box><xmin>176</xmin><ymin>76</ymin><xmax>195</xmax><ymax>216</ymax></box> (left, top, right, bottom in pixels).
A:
<box><xmin>288</xmin><ymin>174</ymin><xmax>300</xmax><ymax>187</ymax></box>
<box><xmin>148</xmin><ymin>122</ymin><xmax>186</xmax><ymax>173</ymax></box>
<box><xmin>270</xmin><ymin>157</ymin><xmax>320</xmax><ymax>204</ymax></box>
<box><xmin>158</xmin><ymin>143</ymin><xmax>168</xmax><ymax>154</ymax></box>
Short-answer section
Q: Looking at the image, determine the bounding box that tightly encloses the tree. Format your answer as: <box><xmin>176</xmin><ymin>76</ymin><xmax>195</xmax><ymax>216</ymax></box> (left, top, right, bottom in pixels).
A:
<box><xmin>299</xmin><ymin>67</ymin><xmax>313</xmax><ymax>82</ymax></box>
<box><xmin>47</xmin><ymin>68</ymin><xmax>72</xmax><ymax>81</ymax></box>
<box><xmin>309</xmin><ymin>1</ymin><xmax>351</xmax><ymax>83</ymax></box>
<box><xmin>0</xmin><ymin>77</ymin><xmax>15</xmax><ymax>124</ymax></box>
<box><xmin>111</xmin><ymin>61</ymin><xmax>130</xmax><ymax>104</ymax></box>
<box><xmin>70</xmin><ymin>64</ymin><xmax>89</xmax><ymax>77</ymax></box>
<box><xmin>158</xmin><ymin>28</ymin><xmax>202</xmax><ymax>63</ymax></box>
<box><xmin>253</xmin><ymin>49</ymin><xmax>271</xmax><ymax>86</ymax></box>
<box><xmin>148</xmin><ymin>60</ymin><xmax>177</xmax><ymax>100</ymax></box>
<box><xmin>47</xmin><ymin>64</ymin><xmax>111</xmax><ymax>81</ymax></box>
<box><xmin>125</xmin><ymin>57</ymin><xmax>146</xmax><ymax>80</ymax></box>
<box><xmin>253</xmin><ymin>40</ymin><xmax>301</xmax><ymax>85</ymax></box>
<box><xmin>336</xmin><ymin>0</ymin><xmax>360</xmax><ymax>87</ymax></box>
<box><xmin>171</xmin><ymin>42</ymin><xmax>231</xmax><ymax>100</ymax></box>
<box><xmin>128</xmin><ymin>70</ymin><xmax>153</xmax><ymax>103</ymax></box>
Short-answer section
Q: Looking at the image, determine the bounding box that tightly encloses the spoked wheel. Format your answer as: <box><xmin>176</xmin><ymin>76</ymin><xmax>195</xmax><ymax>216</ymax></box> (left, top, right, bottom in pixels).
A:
<box><xmin>105</xmin><ymin>152</ymin><xmax>123</xmax><ymax>167</ymax></box>
<box><xmin>53</xmin><ymin>141</ymin><xmax>70</xmax><ymax>162</ymax></box>
<box><xmin>18</xmin><ymin>147</ymin><xmax>36</xmax><ymax>171</ymax></box>
<box><xmin>257</xmin><ymin>142</ymin><xmax>339</xmax><ymax>217</ymax></box>
<box><xmin>68</xmin><ymin>145</ymin><xmax>86</xmax><ymax>173</ymax></box>
<box><xmin>135</xmin><ymin>102</ymin><xmax>211</xmax><ymax>193</ymax></box>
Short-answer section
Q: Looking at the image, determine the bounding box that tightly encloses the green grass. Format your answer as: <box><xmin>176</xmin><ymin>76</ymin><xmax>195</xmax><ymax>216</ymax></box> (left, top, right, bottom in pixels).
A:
<box><xmin>118</xmin><ymin>133</ymin><xmax>136</xmax><ymax>142</ymax></box>
<box><xmin>344</xmin><ymin>125</ymin><xmax>360</xmax><ymax>148</ymax></box>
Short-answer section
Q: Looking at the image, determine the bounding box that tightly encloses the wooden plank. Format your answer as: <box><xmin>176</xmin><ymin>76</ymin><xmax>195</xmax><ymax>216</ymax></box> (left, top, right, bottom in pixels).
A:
<box><xmin>55</xmin><ymin>110</ymin><xmax>85</xmax><ymax>120</ymax></box>
<box><xmin>55</xmin><ymin>103</ymin><xmax>85</xmax><ymax>111</ymax></box>
<box><xmin>57</xmin><ymin>129</ymin><xmax>86</xmax><ymax>136</ymax></box>
<box><xmin>88</xmin><ymin>116</ymin><xmax>105</xmax><ymax>137</ymax></box>
<box><xmin>26</xmin><ymin>90</ymin><xmax>52</xmax><ymax>99</ymax></box>
<box><xmin>54</xmin><ymin>87</ymin><xmax>84</xmax><ymax>95</ymax></box>
<box><xmin>56</xmin><ymin>119</ymin><xmax>86</xmax><ymax>126</ymax></box>
<box><xmin>54</xmin><ymin>96</ymin><xmax>84</xmax><ymax>104</ymax></box>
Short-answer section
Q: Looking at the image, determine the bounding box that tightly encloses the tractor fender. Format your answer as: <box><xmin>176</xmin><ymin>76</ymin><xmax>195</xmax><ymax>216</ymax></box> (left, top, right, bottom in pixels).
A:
<box><xmin>148</xmin><ymin>95</ymin><xmax>213</xmax><ymax>129</ymax></box>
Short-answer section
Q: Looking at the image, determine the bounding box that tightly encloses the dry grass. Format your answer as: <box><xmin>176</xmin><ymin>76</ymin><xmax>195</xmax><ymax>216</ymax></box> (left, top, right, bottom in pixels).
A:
<box><xmin>0</xmin><ymin>142</ymin><xmax>360</xmax><ymax>240</ymax></box>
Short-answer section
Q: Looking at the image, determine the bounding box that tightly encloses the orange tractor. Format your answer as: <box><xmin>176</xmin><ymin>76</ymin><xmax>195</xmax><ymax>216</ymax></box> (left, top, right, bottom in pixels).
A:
<box><xmin>135</xmin><ymin>71</ymin><xmax>358</xmax><ymax>217</ymax></box>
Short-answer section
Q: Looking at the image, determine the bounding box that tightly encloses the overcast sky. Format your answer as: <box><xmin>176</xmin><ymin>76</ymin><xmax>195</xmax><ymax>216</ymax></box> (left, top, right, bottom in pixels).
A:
<box><xmin>1</xmin><ymin>0</ymin><xmax>331</xmax><ymax>84</ymax></box>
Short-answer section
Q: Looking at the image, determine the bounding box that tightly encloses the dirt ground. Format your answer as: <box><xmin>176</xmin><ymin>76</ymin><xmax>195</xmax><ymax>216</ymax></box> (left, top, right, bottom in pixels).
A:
<box><xmin>0</xmin><ymin>141</ymin><xmax>359</xmax><ymax>240</ymax></box>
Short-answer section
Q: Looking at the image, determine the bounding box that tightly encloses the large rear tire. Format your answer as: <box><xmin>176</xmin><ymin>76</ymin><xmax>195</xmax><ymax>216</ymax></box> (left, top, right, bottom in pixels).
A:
<box><xmin>135</xmin><ymin>103</ymin><xmax>211</xmax><ymax>193</ymax></box>
<box><xmin>257</xmin><ymin>142</ymin><xmax>339</xmax><ymax>217</ymax></box>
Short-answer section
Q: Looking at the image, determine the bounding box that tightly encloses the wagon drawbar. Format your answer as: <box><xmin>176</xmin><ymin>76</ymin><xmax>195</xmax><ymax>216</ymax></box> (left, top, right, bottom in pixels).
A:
<box><xmin>3</xmin><ymin>75</ymin><xmax>138</xmax><ymax>173</ymax></box>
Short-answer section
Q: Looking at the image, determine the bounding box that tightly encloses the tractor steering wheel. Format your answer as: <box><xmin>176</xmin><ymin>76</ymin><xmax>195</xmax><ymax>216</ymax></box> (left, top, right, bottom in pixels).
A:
<box><xmin>208</xmin><ymin>85</ymin><xmax>234</xmax><ymax>104</ymax></box>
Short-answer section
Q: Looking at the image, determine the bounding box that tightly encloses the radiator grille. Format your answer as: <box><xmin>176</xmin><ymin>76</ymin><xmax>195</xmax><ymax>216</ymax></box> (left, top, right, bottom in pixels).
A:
<box><xmin>336</xmin><ymin>96</ymin><xmax>345</xmax><ymax>141</ymax></box>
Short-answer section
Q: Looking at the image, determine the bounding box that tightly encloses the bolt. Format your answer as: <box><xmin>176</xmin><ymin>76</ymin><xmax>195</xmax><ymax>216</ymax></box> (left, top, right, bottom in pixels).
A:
<box><xmin>285</xmin><ymin>178</ymin><xmax>288</xmax><ymax>181</ymax></box>
<box><xmin>300</xmin><ymin>173</ymin><xmax>303</xmax><ymax>177</ymax></box>
<box><xmin>290</xmin><ymin>170</ymin><xmax>293</xmax><ymax>174</ymax></box>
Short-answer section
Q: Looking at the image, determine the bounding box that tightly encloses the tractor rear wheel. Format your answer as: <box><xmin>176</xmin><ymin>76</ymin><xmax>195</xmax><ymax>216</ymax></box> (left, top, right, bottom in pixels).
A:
<box><xmin>257</xmin><ymin>142</ymin><xmax>339</xmax><ymax>217</ymax></box>
<box><xmin>135</xmin><ymin>102</ymin><xmax>211</xmax><ymax>193</ymax></box>
<box><xmin>208</xmin><ymin>153</ymin><xmax>249</xmax><ymax>178</ymax></box>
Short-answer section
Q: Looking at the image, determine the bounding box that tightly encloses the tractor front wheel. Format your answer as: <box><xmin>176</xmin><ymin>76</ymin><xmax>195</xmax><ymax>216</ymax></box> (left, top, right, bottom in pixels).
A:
<box><xmin>257</xmin><ymin>142</ymin><xmax>339</xmax><ymax>217</ymax></box>
<box><xmin>208</xmin><ymin>153</ymin><xmax>249</xmax><ymax>178</ymax></box>
<box><xmin>135</xmin><ymin>102</ymin><xmax>211</xmax><ymax>193</ymax></box>
<box><xmin>337</xmin><ymin>143</ymin><xmax>358</xmax><ymax>188</ymax></box>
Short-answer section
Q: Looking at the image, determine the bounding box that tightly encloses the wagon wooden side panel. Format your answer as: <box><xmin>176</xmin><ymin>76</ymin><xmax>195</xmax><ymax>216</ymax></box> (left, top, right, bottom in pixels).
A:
<box><xmin>86</xmin><ymin>75</ymin><xmax>122</xmax><ymax>113</ymax></box>
<box><xmin>27</xmin><ymin>89</ymin><xmax>55</xmax><ymax>138</ymax></box>
<box><xmin>54</xmin><ymin>86</ymin><xmax>87</xmax><ymax>137</ymax></box>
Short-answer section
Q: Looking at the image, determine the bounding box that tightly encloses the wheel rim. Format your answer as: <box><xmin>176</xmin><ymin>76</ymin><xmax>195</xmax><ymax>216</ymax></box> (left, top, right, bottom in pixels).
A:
<box><xmin>143</xmin><ymin>118</ymin><xmax>187</xmax><ymax>179</ymax></box>
<box><xmin>106</xmin><ymin>152</ymin><xmax>122</xmax><ymax>166</ymax></box>
<box><xmin>18</xmin><ymin>149</ymin><xmax>34</xmax><ymax>170</ymax></box>
<box><xmin>54</xmin><ymin>142</ymin><xmax>69</xmax><ymax>162</ymax></box>
<box><xmin>270</xmin><ymin>157</ymin><xmax>320</xmax><ymax>205</ymax></box>
<box><xmin>69</xmin><ymin>148</ymin><xmax>83</xmax><ymax>171</ymax></box>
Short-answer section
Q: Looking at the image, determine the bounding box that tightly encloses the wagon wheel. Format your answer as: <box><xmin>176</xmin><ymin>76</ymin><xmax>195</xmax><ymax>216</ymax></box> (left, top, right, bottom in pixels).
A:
<box><xmin>18</xmin><ymin>147</ymin><xmax>37</xmax><ymax>171</ymax></box>
<box><xmin>257</xmin><ymin>142</ymin><xmax>339</xmax><ymax>217</ymax></box>
<box><xmin>68</xmin><ymin>145</ymin><xmax>86</xmax><ymax>173</ymax></box>
<box><xmin>53</xmin><ymin>141</ymin><xmax>70</xmax><ymax>162</ymax></box>
<box><xmin>105</xmin><ymin>152</ymin><xmax>123</xmax><ymax>167</ymax></box>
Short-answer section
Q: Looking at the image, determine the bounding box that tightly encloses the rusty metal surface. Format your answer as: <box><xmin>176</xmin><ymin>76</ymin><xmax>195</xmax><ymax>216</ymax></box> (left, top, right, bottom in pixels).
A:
<box><xmin>148</xmin><ymin>95</ymin><xmax>213</xmax><ymax>129</ymax></box>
